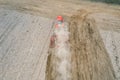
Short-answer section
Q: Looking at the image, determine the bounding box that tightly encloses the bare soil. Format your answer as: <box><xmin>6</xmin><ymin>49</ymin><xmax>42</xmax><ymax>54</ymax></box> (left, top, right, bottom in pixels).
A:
<box><xmin>0</xmin><ymin>0</ymin><xmax>120</xmax><ymax>80</ymax></box>
<box><xmin>69</xmin><ymin>10</ymin><xmax>115</xmax><ymax>80</ymax></box>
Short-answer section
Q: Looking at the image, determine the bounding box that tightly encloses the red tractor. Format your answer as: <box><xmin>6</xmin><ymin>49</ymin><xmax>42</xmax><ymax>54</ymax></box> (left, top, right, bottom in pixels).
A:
<box><xmin>50</xmin><ymin>16</ymin><xmax>64</xmax><ymax>48</ymax></box>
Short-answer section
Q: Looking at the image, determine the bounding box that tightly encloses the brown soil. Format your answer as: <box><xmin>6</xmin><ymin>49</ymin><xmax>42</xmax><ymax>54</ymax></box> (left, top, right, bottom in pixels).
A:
<box><xmin>45</xmin><ymin>9</ymin><xmax>116</xmax><ymax>80</ymax></box>
<box><xmin>69</xmin><ymin>9</ymin><xmax>116</xmax><ymax>80</ymax></box>
<box><xmin>45</xmin><ymin>48</ymin><xmax>57</xmax><ymax>80</ymax></box>
<box><xmin>0</xmin><ymin>0</ymin><xmax>120</xmax><ymax>80</ymax></box>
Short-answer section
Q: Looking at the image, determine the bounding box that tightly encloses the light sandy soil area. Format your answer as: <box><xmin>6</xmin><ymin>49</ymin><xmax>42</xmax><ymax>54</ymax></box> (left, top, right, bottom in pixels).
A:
<box><xmin>0</xmin><ymin>8</ymin><xmax>53</xmax><ymax>80</ymax></box>
<box><xmin>0</xmin><ymin>0</ymin><xmax>120</xmax><ymax>80</ymax></box>
<box><xmin>90</xmin><ymin>13</ymin><xmax>120</xmax><ymax>79</ymax></box>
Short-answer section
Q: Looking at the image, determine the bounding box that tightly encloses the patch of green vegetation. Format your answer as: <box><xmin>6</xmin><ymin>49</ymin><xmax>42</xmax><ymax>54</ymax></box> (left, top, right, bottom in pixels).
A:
<box><xmin>90</xmin><ymin>0</ymin><xmax>120</xmax><ymax>4</ymax></box>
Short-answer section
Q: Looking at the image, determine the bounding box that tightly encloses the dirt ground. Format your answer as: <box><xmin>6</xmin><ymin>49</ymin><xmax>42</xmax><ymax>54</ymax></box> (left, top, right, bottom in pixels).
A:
<box><xmin>69</xmin><ymin>10</ymin><xmax>115</xmax><ymax>80</ymax></box>
<box><xmin>0</xmin><ymin>0</ymin><xmax>120</xmax><ymax>80</ymax></box>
